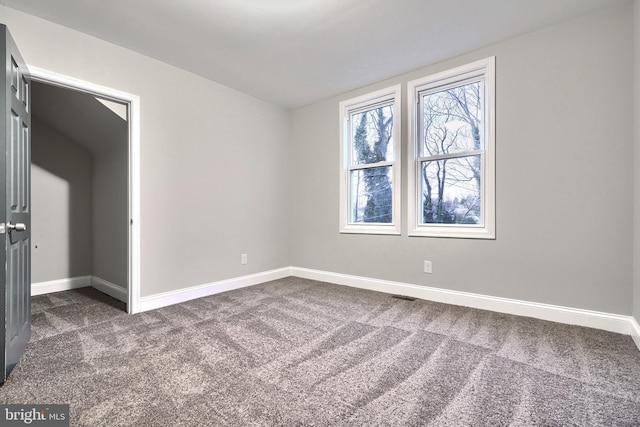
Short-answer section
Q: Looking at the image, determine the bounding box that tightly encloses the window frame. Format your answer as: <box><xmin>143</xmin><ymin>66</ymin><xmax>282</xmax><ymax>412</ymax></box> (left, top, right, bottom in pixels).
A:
<box><xmin>339</xmin><ymin>85</ymin><xmax>402</xmax><ymax>235</ymax></box>
<box><xmin>407</xmin><ymin>57</ymin><xmax>496</xmax><ymax>239</ymax></box>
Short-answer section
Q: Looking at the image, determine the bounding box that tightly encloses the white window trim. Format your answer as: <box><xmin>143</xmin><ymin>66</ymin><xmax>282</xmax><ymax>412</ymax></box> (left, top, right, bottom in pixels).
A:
<box><xmin>339</xmin><ymin>84</ymin><xmax>401</xmax><ymax>235</ymax></box>
<box><xmin>407</xmin><ymin>57</ymin><xmax>496</xmax><ymax>239</ymax></box>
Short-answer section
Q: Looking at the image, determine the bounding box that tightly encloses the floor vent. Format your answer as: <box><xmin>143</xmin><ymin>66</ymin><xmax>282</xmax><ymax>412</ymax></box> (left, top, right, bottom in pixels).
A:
<box><xmin>391</xmin><ymin>295</ymin><xmax>416</xmax><ymax>301</ymax></box>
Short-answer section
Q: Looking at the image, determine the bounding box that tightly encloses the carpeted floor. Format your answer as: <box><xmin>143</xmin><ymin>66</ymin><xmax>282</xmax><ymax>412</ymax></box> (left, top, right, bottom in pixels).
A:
<box><xmin>0</xmin><ymin>277</ymin><xmax>639</xmax><ymax>426</ymax></box>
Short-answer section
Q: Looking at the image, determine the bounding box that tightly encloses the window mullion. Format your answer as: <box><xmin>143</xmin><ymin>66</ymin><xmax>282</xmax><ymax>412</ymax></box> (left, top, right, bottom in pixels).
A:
<box><xmin>349</xmin><ymin>161</ymin><xmax>394</xmax><ymax>172</ymax></box>
<box><xmin>418</xmin><ymin>150</ymin><xmax>484</xmax><ymax>163</ymax></box>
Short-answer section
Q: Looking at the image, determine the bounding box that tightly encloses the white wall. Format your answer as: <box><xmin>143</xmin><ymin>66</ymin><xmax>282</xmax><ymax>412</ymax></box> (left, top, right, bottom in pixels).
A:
<box><xmin>290</xmin><ymin>3</ymin><xmax>634</xmax><ymax>315</ymax></box>
<box><xmin>3</xmin><ymin>3</ymin><xmax>637</xmax><ymax>318</ymax></box>
<box><xmin>634</xmin><ymin>0</ymin><xmax>640</xmax><ymax>324</ymax></box>
<box><xmin>31</xmin><ymin>117</ymin><xmax>92</xmax><ymax>282</ymax></box>
<box><xmin>0</xmin><ymin>6</ymin><xmax>291</xmax><ymax>297</ymax></box>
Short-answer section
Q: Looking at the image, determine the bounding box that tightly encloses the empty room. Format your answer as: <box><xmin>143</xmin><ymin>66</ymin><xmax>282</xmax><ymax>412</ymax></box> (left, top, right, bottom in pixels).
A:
<box><xmin>0</xmin><ymin>0</ymin><xmax>639</xmax><ymax>425</ymax></box>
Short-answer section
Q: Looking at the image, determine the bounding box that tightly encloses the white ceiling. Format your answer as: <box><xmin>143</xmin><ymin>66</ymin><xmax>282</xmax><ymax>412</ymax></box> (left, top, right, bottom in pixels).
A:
<box><xmin>1</xmin><ymin>0</ymin><xmax>624</xmax><ymax>109</ymax></box>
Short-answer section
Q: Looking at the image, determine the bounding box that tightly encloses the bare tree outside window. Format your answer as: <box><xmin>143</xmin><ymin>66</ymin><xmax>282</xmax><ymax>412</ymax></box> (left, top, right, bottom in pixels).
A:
<box><xmin>350</xmin><ymin>105</ymin><xmax>394</xmax><ymax>223</ymax></box>
<box><xmin>340</xmin><ymin>84</ymin><xmax>400</xmax><ymax>235</ymax></box>
<box><xmin>420</xmin><ymin>81</ymin><xmax>483</xmax><ymax>225</ymax></box>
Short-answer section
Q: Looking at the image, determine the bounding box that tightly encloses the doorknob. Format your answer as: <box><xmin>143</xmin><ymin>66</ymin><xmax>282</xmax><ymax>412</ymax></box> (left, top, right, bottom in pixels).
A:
<box><xmin>7</xmin><ymin>222</ymin><xmax>26</xmax><ymax>232</ymax></box>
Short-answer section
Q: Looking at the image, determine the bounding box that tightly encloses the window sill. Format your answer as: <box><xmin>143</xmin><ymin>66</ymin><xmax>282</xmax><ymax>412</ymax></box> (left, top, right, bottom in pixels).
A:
<box><xmin>340</xmin><ymin>225</ymin><xmax>401</xmax><ymax>236</ymax></box>
<box><xmin>408</xmin><ymin>225</ymin><xmax>495</xmax><ymax>239</ymax></box>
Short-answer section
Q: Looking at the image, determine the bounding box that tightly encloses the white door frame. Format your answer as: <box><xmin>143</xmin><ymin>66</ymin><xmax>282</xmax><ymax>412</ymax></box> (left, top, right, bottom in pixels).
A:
<box><xmin>28</xmin><ymin>66</ymin><xmax>141</xmax><ymax>314</ymax></box>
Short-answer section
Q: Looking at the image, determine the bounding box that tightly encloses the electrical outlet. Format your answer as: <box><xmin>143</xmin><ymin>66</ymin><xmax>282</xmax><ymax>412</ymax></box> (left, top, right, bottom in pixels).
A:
<box><xmin>241</xmin><ymin>254</ymin><xmax>248</xmax><ymax>265</ymax></box>
<box><xmin>424</xmin><ymin>260</ymin><xmax>432</xmax><ymax>274</ymax></box>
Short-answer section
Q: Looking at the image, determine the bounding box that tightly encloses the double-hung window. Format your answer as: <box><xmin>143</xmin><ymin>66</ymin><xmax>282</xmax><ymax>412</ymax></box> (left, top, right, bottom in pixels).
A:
<box><xmin>408</xmin><ymin>57</ymin><xmax>495</xmax><ymax>239</ymax></box>
<box><xmin>339</xmin><ymin>85</ymin><xmax>401</xmax><ymax>235</ymax></box>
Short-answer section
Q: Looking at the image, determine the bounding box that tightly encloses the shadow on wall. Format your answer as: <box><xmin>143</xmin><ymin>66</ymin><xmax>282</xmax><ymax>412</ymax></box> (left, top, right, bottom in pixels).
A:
<box><xmin>31</xmin><ymin>119</ymin><xmax>92</xmax><ymax>282</ymax></box>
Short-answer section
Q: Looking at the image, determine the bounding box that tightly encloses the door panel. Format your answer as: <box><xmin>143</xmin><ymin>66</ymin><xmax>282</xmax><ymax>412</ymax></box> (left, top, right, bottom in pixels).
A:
<box><xmin>1</xmin><ymin>24</ymin><xmax>31</xmax><ymax>383</ymax></box>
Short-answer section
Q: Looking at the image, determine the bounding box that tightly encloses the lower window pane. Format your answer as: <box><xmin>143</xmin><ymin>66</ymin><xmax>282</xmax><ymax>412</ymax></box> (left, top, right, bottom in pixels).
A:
<box><xmin>350</xmin><ymin>166</ymin><xmax>393</xmax><ymax>223</ymax></box>
<box><xmin>420</xmin><ymin>156</ymin><xmax>481</xmax><ymax>225</ymax></box>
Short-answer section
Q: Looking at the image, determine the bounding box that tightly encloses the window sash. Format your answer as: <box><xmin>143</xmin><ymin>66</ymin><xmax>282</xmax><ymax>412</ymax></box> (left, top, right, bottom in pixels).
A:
<box><xmin>418</xmin><ymin>154</ymin><xmax>484</xmax><ymax>227</ymax></box>
<box><xmin>349</xmin><ymin>165</ymin><xmax>394</xmax><ymax>225</ymax></box>
<box><xmin>407</xmin><ymin>57</ymin><xmax>495</xmax><ymax>239</ymax></box>
<box><xmin>339</xmin><ymin>84</ymin><xmax>401</xmax><ymax>235</ymax></box>
<box><xmin>417</xmin><ymin>78</ymin><xmax>485</xmax><ymax>159</ymax></box>
<box><xmin>348</xmin><ymin>102</ymin><xmax>395</xmax><ymax>167</ymax></box>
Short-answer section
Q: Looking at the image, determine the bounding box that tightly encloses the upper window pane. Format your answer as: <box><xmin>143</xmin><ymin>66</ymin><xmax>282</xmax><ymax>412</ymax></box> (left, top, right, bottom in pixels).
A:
<box><xmin>421</xmin><ymin>80</ymin><xmax>483</xmax><ymax>157</ymax></box>
<box><xmin>351</xmin><ymin>104</ymin><xmax>395</xmax><ymax>165</ymax></box>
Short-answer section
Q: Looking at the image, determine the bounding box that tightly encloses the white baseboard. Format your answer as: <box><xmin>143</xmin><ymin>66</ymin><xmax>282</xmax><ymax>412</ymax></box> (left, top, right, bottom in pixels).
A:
<box><xmin>91</xmin><ymin>276</ymin><xmax>128</xmax><ymax>303</ymax></box>
<box><xmin>32</xmin><ymin>276</ymin><xmax>128</xmax><ymax>304</ymax></box>
<box><xmin>31</xmin><ymin>276</ymin><xmax>91</xmax><ymax>295</ymax></box>
<box><xmin>139</xmin><ymin>267</ymin><xmax>291</xmax><ymax>312</ymax></box>
<box><xmin>632</xmin><ymin>317</ymin><xmax>640</xmax><ymax>351</ymax></box>
<box><xmin>291</xmin><ymin>267</ymin><xmax>636</xmax><ymax>336</ymax></box>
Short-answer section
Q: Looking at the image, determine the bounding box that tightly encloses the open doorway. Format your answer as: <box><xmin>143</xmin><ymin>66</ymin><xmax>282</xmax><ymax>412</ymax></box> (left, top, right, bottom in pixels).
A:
<box><xmin>28</xmin><ymin>68</ymin><xmax>140</xmax><ymax>314</ymax></box>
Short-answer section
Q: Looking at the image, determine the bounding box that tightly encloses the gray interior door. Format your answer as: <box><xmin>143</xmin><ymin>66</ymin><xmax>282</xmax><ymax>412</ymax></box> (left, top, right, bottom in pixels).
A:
<box><xmin>0</xmin><ymin>24</ymin><xmax>31</xmax><ymax>383</ymax></box>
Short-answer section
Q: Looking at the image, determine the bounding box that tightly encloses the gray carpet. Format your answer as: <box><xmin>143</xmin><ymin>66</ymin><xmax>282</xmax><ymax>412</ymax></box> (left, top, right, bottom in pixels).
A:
<box><xmin>1</xmin><ymin>277</ymin><xmax>639</xmax><ymax>426</ymax></box>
